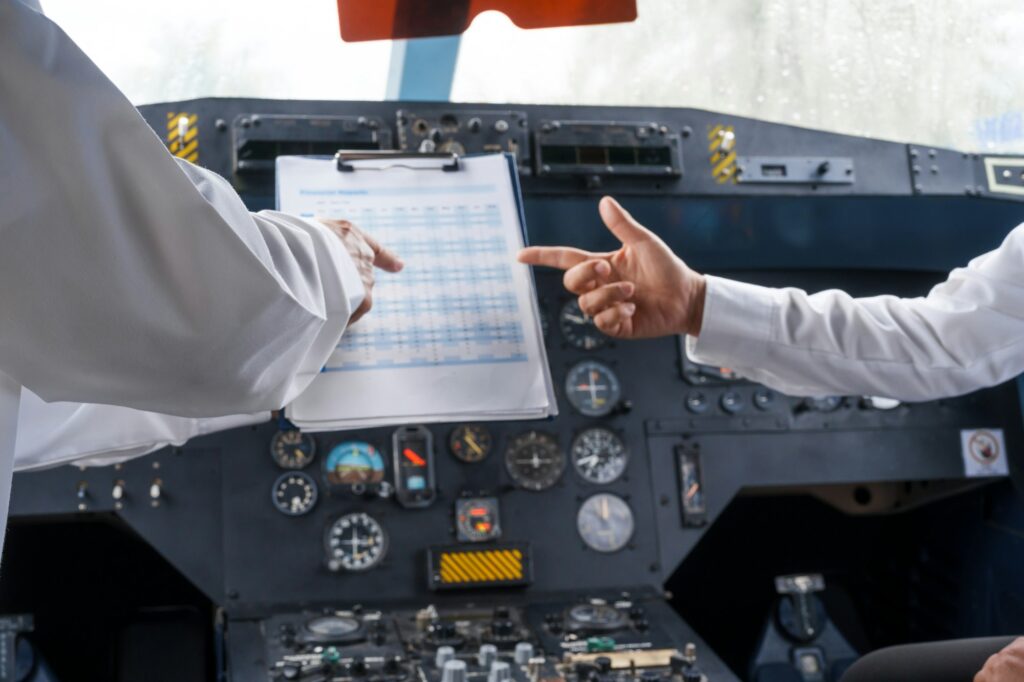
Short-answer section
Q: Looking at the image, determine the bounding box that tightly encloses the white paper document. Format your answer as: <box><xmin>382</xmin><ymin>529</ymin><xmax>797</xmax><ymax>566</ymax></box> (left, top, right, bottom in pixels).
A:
<box><xmin>277</xmin><ymin>153</ymin><xmax>556</xmax><ymax>430</ymax></box>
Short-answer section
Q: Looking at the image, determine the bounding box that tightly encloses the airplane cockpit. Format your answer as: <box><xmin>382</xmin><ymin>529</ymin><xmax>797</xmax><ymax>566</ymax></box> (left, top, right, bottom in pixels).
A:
<box><xmin>4</xmin><ymin>2</ymin><xmax>1024</xmax><ymax>681</ymax></box>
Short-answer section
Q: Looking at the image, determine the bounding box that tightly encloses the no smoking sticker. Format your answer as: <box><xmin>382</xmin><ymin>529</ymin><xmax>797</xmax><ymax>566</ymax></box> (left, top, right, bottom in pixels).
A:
<box><xmin>960</xmin><ymin>428</ymin><xmax>1008</xmax><ymax>478</ymax></box>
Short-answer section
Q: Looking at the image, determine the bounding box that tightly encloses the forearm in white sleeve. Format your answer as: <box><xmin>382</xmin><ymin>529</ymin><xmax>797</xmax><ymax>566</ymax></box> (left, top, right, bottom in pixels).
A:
<box><xmin>0</xmin><ymin>0</ymin><xmax>362</xmax><ymax>417</ymax></box>
<box><xmin>687</xmin><ymin>223</ymin><xmax>1024</xmax><ymax>401</ymax></box>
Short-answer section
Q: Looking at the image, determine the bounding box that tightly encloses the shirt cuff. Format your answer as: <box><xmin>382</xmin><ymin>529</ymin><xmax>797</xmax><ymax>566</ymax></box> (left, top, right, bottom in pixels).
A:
<box><xmin>685</xmin><ymin>275</ymin><xmax>778</xmax><ymax>369</ymax></box>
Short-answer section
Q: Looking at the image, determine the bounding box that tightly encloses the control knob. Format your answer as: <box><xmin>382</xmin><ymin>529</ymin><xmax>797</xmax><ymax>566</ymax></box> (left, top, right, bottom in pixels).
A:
<box><xmin>478</xmin><ymin>644</ymin><xmax>498</xmax><ymax>667</ymax></box>
<box><xmin>442</xmin><ymin>660</ymin><xmax>467</xmax><ymax>682</ymax></box>
<box><xmin>489</xmin><ymin>661</ymin><xmax>511</xmax><ymax>682</ymax></box>
<box><xmin>436</xmin><ymin>646</ymin><xmax>456</xmax><ymax>669</ymax></box>
<box><xmin>513</xmin><ymin>642</ymin><xmax>534</xmax><ymax>665</ymax></box>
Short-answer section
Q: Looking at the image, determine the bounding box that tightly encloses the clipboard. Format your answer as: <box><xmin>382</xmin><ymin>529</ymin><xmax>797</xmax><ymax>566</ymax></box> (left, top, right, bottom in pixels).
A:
<box><xmin>274</xmin><ymin>151</ymin><xmax>555</xmax><ymax>430</ymax></box>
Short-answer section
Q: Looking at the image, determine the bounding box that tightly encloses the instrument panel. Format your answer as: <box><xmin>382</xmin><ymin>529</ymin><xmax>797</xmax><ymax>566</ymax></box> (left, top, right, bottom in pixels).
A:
<box><xmin>8</xmin><ymin>97</ymin><xmax>1024</xmax><ymax>682</ymax></box>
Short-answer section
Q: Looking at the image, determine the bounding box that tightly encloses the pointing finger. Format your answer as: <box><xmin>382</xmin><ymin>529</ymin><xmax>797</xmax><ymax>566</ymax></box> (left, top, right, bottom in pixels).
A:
<box><xmin>564</xmin><ymin>259</ymin><xmax>614</xmax><ymax>294</ymax></box>
<box><xmin>578</xmin><ymin>281</ymin><xmax>635</xmax><ymax>317</ymax></box>
<box><xmin>593</xmin><ymin>302</ymin><xmax>636</xmax><ymax>337</ymax></box>
<box><xmin>517</xmin><ymin>246</ymin><xmax>593</xmax><ymax>271</ymax></box>
<box><xmin>358</xmin><ymin>229</ymin><xmax>404</xmax><ymax>273</ymax></box>
<box><xmin>599</xmin><ymin>196</ymin><xmax>655</xmax><ymax>245</ymax></box>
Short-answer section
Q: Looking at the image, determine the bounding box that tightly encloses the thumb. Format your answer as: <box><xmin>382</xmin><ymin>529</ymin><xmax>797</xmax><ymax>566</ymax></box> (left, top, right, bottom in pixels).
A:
<box><xmin>599</xmin><ymin>196</ymin><xmax>653</xmax><ymax>244</ymax></box>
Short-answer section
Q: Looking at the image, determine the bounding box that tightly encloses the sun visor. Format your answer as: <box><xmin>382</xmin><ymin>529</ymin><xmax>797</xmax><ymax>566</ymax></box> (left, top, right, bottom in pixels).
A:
<box><xmin>337</xmin><ymin>0</ymin><xmax>637</xmax><ymax>42</ymax></box>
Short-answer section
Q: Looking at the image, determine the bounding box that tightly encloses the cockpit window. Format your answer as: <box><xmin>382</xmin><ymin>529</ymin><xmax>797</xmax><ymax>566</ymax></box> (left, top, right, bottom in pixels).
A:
<box><xmin>41</xmin><ymin>0</ymin><xmax>392</xmax><ymax>104</ymax></box>
<box><xmin>44</xmin><ymin>0</ymin><xmax>1024</xmax><ymax>154</ymax></box>
<box><xmin>452</xmin><ymin>1</ymin><xmax>1024</xmax><ymax>154</ymax></box>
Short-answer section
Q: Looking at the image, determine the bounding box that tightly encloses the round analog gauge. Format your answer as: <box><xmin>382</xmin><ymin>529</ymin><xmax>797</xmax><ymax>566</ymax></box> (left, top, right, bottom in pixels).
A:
<box><xmin>270</xmin><ymin>429</ymin><xmax>316</xmax><ymax>469</ymax></box>
<box><xmin>303</xmin><ymin>615</ymin><xmax>363</xmax><ymax>643</ymax></box>
<box><xmin>449</xmin><ymin>424</ymin><xmax>493</xmax><ymax>463</ymax></box>
<box><xmin>455</xmin><ymin>497</ymin><xmax>501</xmax><ymax>542</ymax></box>
<box><xmin>504</xmin><ymin>431</ymin><xmax>565</xmax><ymax>491</ymax></box>
<box><xmin>565</xmin><ymin>361</ymin><xmax>622</xmax><ymax>417</ymax></box>
<box><xmin>323</xmin><ymin>441</ymin><xmax>385</xmax><ymax>487</ymax></box>
<box><xmin>271</xmin><ymin>471</ymin><xmax>318</xmax><ymax>516</ymax></box>
<box><xmin>566</xmin><ymin>603</ymin><xmax>629</xmax><ymax>632</ymax></box>
<box><xmin>560</xmin><ymin>299</ymin><xmax>606</xmax><ymax>350</ymax></box>
<box><xmin>571</xmin><ymin>428</ymin><xmax>628</xmax><ymax>484</ymax></box>
<box><xmin>577</xmin><ymin>493</ymin><xmax>635</xmax><ymax>553</ymax></box>
<box><xmin>325</xmin><ymin>513</ymin><xmax>388</xmax><ymax>572</ymax></box>
<box><xmin>804</xmin><ymin>396</ymin><xmax>843</xmax><ymax>412</ymax></box>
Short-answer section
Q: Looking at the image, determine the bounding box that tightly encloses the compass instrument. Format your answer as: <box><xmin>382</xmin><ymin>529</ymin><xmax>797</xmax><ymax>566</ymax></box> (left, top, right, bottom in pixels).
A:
<box><xmin>571</xmin><ymin>428</ymin><xmax>628</xmax><ymax>484</ymax></box>
<box><xmin>565</xmin><ymin>361</ymin><xmax>622</xmax><ymax>418</ymax></box>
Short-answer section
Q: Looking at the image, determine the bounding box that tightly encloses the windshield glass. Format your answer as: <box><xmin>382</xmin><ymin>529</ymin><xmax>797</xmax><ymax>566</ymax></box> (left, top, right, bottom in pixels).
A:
<box><xmin>44</xmin><ymin>0</ymin><xmax>1024</xmax><ymax>154</ymax></box>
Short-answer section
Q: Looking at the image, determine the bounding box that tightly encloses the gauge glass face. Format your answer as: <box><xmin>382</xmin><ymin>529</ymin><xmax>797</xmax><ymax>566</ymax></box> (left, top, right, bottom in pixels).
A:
<box><xmin>566</xmin><ymin>604</ymin><xmax>628</xmax><ymax>630</ymax></box>
<box><xmin>572</xmin><ymin>428</ymin><xmax>628</xmax><ymax>484</ymax></box>
<box><xmin>806</xmin><ymin>396</ymin><xmax>842</xmax><ymax>412</ymax></box>
<box><xmin>504</xmin><ymin>431</ymin><xmax>565</xmax><ymax>491</ymax></box>
<box><xmin>449</xmin><ymin>424</ymin><xmax>492</xmax><ymax>463</ymax></box>
<box><xmin>306</xmin><ymin>615</ymin><xmax>361</xmax><ymax>638</ymax></box>
<box><xmin>324</xmin><ymin>441</ymin><xmax>385</xmax><ymax>487</ymax></box>
<box><xmin>270</xmin><ymin>429</ymin><xmax>316</xmax><ymax>469</ymax></box>
<box><xmin>565</xmin><ymin>361</ymin><xmax>621</xmax><ymax>417</ymax></box>
<box><xmin>271</xmin><ymin>471</ymin><xmax>318</xmax><ymax>516</ymax></box>
<box><xmin>455</xmin><ymin>497</ymin><xmax>501</xmax><ymax>542</ymax></box>
<box><xmin>325</xmin><ymin>513</ymin><xmax>388</xmax><ymax>572</ymax></box>
<box><xmin>576</xmin><ymin>493</ymin><xmax>634</xmax><ymax>553</ymax></box>
<box><xmin>559</xmin><ymin>299</ymin><xmax>606</xmax><ymax>350</ymax></box>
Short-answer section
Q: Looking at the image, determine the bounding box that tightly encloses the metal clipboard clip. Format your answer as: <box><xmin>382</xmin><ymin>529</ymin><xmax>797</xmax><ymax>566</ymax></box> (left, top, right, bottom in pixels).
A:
<box><xmin>335</xmin><ymin>150</ymin><xmax>461</xmax><ymax>173</ymax></box>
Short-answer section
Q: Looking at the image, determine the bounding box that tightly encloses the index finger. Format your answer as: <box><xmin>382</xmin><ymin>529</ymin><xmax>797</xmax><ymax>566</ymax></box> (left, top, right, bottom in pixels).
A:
<box><xmin>517</xmin><ymin>246</ymin><xmax>594</xmax><ymax>271</ymax></box>
<box><xmin>358</xmin><ymin>229</ymin><xmax>404</xmax><ymax>273</ymax></box>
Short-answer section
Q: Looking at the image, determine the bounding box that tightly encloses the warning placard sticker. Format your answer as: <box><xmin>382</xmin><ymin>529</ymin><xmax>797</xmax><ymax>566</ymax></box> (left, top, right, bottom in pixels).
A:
<box><xmin>960</xmin><ymin>428</ymin><xmax>1009</xmax><ymax>478</ymax></box>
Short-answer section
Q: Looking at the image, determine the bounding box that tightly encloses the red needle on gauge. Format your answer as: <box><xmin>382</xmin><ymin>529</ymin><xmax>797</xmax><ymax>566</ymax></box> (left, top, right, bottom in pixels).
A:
<box><xmin>403</xmin><ymin>448</ymin><xmax>426</xmax><ymax>466</ymax></box>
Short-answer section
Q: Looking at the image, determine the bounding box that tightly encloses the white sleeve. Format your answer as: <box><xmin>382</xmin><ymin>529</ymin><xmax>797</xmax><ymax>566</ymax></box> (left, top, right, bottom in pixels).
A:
<box><xmin>0</xmin><ymin>0</ymin><xmax>362</xmax><ymax>417</ymax></box>
<box><xmin>13</xmin><ymin>389</ymin><xmax>268</xmax><ymax>472</ymax></box>
<box><xmin>687</xmin><ymin>223</ymin><xmax>1024</xmax><ymax>401</ymax></box>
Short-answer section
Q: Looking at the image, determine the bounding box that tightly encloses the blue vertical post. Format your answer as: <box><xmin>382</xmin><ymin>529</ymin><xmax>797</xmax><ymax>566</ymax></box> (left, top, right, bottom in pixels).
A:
<box><xmin>386</xmin><ymin>35</ymin><xmax>462</xmax><ymax>102</ymax></box>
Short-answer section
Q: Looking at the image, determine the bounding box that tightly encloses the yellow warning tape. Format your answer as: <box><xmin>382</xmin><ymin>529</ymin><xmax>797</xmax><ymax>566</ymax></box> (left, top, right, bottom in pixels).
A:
<box><xmin>707</xmin><ymin>124</ymin><xmax>737</xmax><ymax>184</ymax></box>
<box><xmin>166</xmin><ymin>112</ymin><xmax>199</xmax><ymax>163</ymax></box>
<box><xmin>438</xmin><ymin>548</ymin><xmax>524</xmax><ymax>584</ymax></box>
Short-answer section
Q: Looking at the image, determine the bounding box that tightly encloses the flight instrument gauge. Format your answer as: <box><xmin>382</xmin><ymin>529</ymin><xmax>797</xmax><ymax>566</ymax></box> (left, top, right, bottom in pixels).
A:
<box><xmin>323</xmin><ymin>441</ymin><xmax>386</xmax><ymax>489</ymax></box>
<box><xmin>577</xmin><ymin>493</ymin><xmax>634</xmax><ymax>553</ymax></box>
<box><xmin>270</xmin><ymin>429</ymin><xmax>316</xmax><ymax>469</ymax></box>
<box><xmin>449</xmin><ymin>424</ymin><xmax>492</xmax><ymax>463</ymax></box>
<box><xmin>325</xmin><ymin>513</ymin><xmax>388</xmax><ymax>572</ymax></box>
<box><xmin>559</xmin><ymin>299</ymin><xmax>606</xmax><ymax>350</ymax></box>
<box><xmin>571</xmin><ymin>428</ymin><xmax>628</xmax><ymax>484</ymax></box>
<box><xmin>565</xmin><ymin>361</ymin><xmax>622</xmax><ymax>417</ymax></box>
<box><xmin>271</xmin><ymin>471</ymin><xmax>318</xmax><ymax>516</ymax></box>
<box><xmin>505</xmin><ymin>431</ymin><xmax>565</xmax><ymax>491</ymax></box>
<box><xmin>455</xmin><ymin>496</ymin><xmax>502</xmax><ymax>542</ymax></box>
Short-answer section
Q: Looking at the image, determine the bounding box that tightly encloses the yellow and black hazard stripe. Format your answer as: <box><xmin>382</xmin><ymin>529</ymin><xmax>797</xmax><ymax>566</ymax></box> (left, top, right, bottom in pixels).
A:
<box><xmin>166</xmin><ymin>112</ymin><xmax>199</xmax><ymax>163</ymax></box>
<box><xmin>429</xmin><ymin>544</ymin><xmax>531</xmax><ymax>589</ymax></box>
<box><xmin>707</xmin><ymin>124</ymin><xmax>738</xmax><ymax>184</ymax></box>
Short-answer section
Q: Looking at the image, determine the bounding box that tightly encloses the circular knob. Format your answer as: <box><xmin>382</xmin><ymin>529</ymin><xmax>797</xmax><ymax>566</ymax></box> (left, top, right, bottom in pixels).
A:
<box><xmin>442</xmin><ymin>660</ymin><xmax>467</xmax><ymax>682</ymax></box>
<box><xmin>435</xmin><ymin>646</ymin><xmax>456</xmax><ymax>669</ymax></box>
<box><xmin>594</xmin><ymin>657</ymin><xmax>612</xmax><ymax>673</ymax></box>
<box><xmin>468</xmin><ymin>118</ymin><xmax>483</xmax><ymax>133</ymax></box>
<box><xmin>489</xmin><ymin>661</ymin><xmax>512</xmax><ymax>682</ymax></box>
<box><xmin>478</xmin><ymin>644</ymin><xmax>498</xmax><ymax>667</ymax></box>
<box><xmin>640</xmin><ymin>671</ymin><xmax>662</xmax><ymax>682</ymax></box>
<box><xmin>513</xmin><ymin>642</ymin><xmax>533</xmax><ymax>665</ymax></box>
<box><xmin>491</xmin><ymin>619</ymin><xmax>514</xmax><ymax>638</ymax></box>
<box><xmin>350</xmin><ymin>657</ymin><xmax>367</xmax><ymax>676</ymax></box>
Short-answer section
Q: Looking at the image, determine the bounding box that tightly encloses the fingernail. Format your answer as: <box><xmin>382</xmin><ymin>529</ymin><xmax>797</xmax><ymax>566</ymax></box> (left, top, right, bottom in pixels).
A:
<box><xmin>595</xmin><ymin>261</ymin><xmax>611</xmax><ymax>276</ymax></box>
<box><xmin>622</xmin><ymin>282</ymin><xmax>635</xmax><ymax>296</ymax></box>
<box><xmin>623</xmin><ymin>303</ymin><xmax>636</xmax><ymax>315</ymax></box>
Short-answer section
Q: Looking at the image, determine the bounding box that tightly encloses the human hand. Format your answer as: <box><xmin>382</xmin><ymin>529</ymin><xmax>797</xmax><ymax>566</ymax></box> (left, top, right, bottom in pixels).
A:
<box><xmin>975</xmin><ymin>637</ymin><xmax>1024</xmax><ymax>682</ymax></box>
<box><xmin>517</xmin><ymin>197</ymin><xmax>706</xmax><ymax>339</ymax></box>
<box><xmin>319</xmin><ymin>218</ymin><xmax>403</xmax><ymax>324</ymax></box>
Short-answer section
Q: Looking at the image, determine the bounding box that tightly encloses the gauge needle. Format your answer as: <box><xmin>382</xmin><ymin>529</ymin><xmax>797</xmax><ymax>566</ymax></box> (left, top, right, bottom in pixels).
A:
<box><xmin>466</xmin><ymin>434</ymin><xmax>483</xmax><ymax>456</ymax></box>
<box><xmin>600</xmin><ymin>496</ymin><xmax>609</xmax><ymax>520</ymax></box>
<box><xmin>566</xmin><ymin>314</ymin><xmax>588</xmax><ymax>324</ymax></box>
<box><xmin>577</xmin><ymin>455</ymin><xmax>598</xmax><ymax>466</ymax></box>
<box><xmin>294</xmin><ymin>448</ymin><xmax>303</xmax><ymax>458</ymax></box>
<box><xmin>403</xmin><ymin>448</ymin><xmax>426</xmax><ymax>466</ymax></box>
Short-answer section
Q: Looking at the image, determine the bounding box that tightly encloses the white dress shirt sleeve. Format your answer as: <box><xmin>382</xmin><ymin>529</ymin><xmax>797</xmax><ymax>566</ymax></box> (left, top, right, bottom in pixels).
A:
<box><xmin>0</xmin><ymin>0</ymin><xmax>363</xmax><ymax>418</ymax></box>
<box><xmin>687</xmin><ymin>223</ymin><xmax>1024</xmax><ymax>401</ymax></box>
